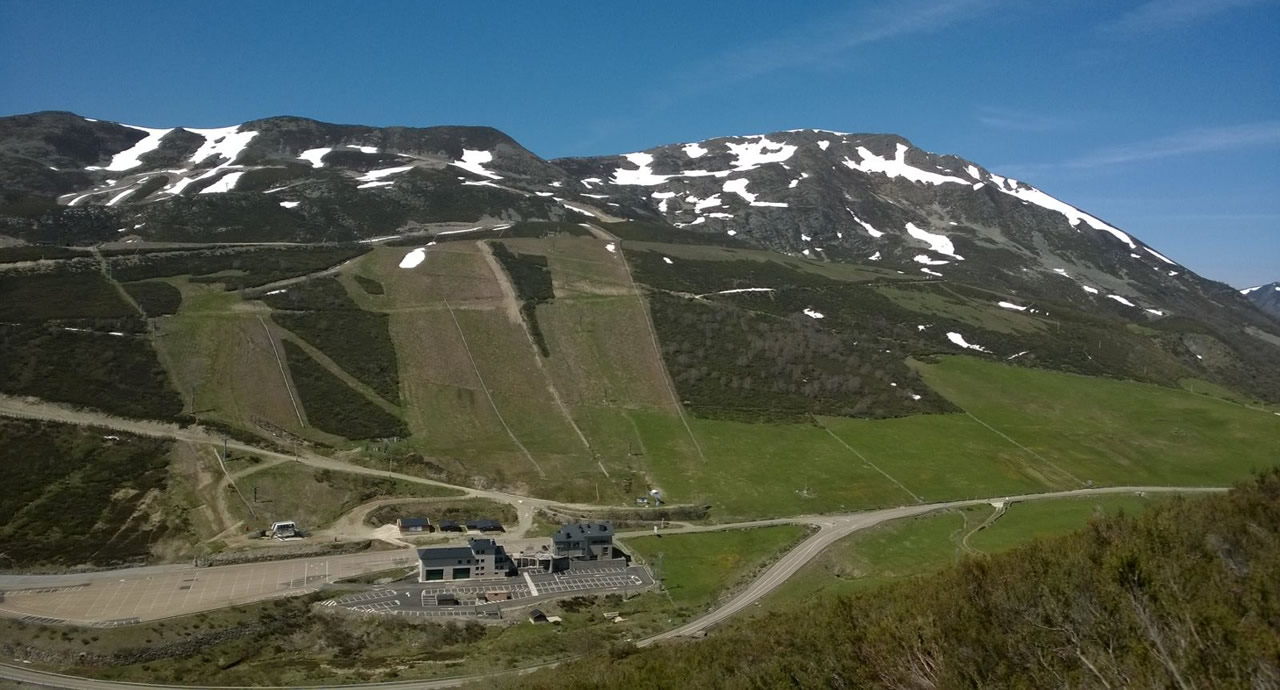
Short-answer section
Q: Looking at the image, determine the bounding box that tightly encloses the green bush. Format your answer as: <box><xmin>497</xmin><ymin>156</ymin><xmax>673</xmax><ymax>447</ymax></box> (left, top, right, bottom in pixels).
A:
<box><xmin>0</xmin><ymin>418</ymin><xmax>177</xmax><ymax>568</ymax></box>
<box><xmin>264</xmin><ymin>278</ymin><xmax>400</xmax><ymax>403</ymax></box>
<box><xmin>123</xmin><ymin>281</ymin><xmax>183</xmax><ymax>316</ymax></box>
<box><xmin>282</xmin><ymin>340</ymin><xmax>406</xmax><ymax>440</ymax></box>
<box><xmin>490</xmin><ymin>242</ymin><xmax>554</xmax><ymax>356</ymax></box>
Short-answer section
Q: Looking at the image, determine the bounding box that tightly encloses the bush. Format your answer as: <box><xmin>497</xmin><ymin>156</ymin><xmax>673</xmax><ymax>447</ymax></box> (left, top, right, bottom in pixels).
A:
<box><xmin>123</xmin><ymin>280</ymin><xmax>183</xmax><ymax>316</ymax></box>
<box><xmin>490</xmin><ymin>242</ymin><xmax>554</xmax><ymax>356</ymax></box>
<box><xmin>282</xmin><ymin>340</ymin><xmax>406</xmax><ymax>440</ymax></box>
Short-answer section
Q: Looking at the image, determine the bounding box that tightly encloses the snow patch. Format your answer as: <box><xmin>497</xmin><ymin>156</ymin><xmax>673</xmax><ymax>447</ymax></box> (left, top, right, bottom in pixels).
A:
<box><xmin>352</xmin><ymin>145</ymin><xmax>379</xmax><ymax>154</ymax></box>
<box><xmin>187</xmin><ymin>126</ymin><xmax>258</xmax><ymax>166</ymax></box>
<box><xmin>199</xmin><ymin>171</ymin><xmax>244</xmax><ymax>194</ymax></box>
<box><xmin>818</xmin><ymin>140</ymin><xmax>830</xmax><ymax>150</ymax></box>
<box><xmin>848</xmin><ymin>209</ymin><xmax>884</xmax><ymax>237</ymax></box>
<box><xmin>1143</xmin><ymin>246</ymin><xmax>1177</xmax><ymax>265</ymax></box>
<box><xmin>921</xmin><ymin>267</ymin><xmax>943</xmax><ymax>277</ymax></box>
<box><xmin>604</xmin><ymin>243</ymin><xmax>617</xmax><ymax>254</ymax></box>
<box><xmin>611</xmin><ymin>152</ymin><xmax>668</xmax><ymax>185</ymax></box>
<box><xmin>683</xmin><ymin>142</ymin><xmax>707</xmax><ymax>158</ymax></box>
<box><xmin>299</xmin><ymin>147</ymin><xmax>332</xmax><ymax>167</ymax></box>
<box><xmin>1107</xmin><ymin>294</ymin><xmax>1137</xmax><ymax>307</ymax></box>
<box><xmin>357</xmin><ymin>165</ymin><xmax>416</xmax><ymax>183</ymax></box>
<box><xmin>868</xmin><ymin>251</ymin><xmax>881</xmax><ymax>261</ymax></box>
<box><xmin>1146</xmin><ymin>308</ymin><xmax>1165</xmax><ymax>316</ymax></box>
<box><xmin>279</xmin><ymin>200</ymin><xmax>300</xmax><ymax>209</ymax></box>
<box><xmin>803</xmin><ymin>308</ymin><xmax>825</xmax><ymax>319</ymax></box>
<box><xmin>399</xmin><ymin>248</ymin><xmax>427</xmax><ymax>269</ymax></box>
<box><xmin>997</xmin><ymin>301</ymin><xmax>1027</xmax><ymax>311</ymax></box>
<box><xmin>452</xmin><ymin>149</ymin><xmax>502</xmax><ymax>179</ymax></box>
<box><xmin>662</xmin><ymin>257</ymin><xmax>673</xmax><ymax>265</ymax></box>
<box><xmin>905</xmin><ymin>223</ymin><xmax>962</xmax><ymax>259</ymax></box>
<box><xmin>843</xmin><ymin>144</ymin><xmax>971</xmax><ymax>186</ymax></box>
<box><xmin>1082</xmin><ymin>285</ymin><xmax>1100</xmax><ymax>294</ymax></box>
<box><xmin>914</xmin><ymin>255</ymin><xmax>949</xmax><ymax>266</ymax></box>
<box><xmin>725</xmin><ymin>136</ymin><xmax>797</xmax><ymax>171</ymax></box>
<box><xmin>86</xmin><ymin>125</ymin><xmax>173</xmax><ymax>171</ymax></box>
<box><xmin>946</xmin><ymin>332</ymin><xmax>990</xmax><ymax>352</ymax></box>
<box><xmin>722</xmin><ymin>178</ymin><xmax>756</xmax><ymax>203</ymax></box>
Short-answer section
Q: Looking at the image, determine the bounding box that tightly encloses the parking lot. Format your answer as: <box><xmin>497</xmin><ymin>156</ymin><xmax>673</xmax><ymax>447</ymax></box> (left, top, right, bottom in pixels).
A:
<box><xmin>326</xmin><ymin>564</ymin><xmax>654</xmax><ymax>618</ymax></box>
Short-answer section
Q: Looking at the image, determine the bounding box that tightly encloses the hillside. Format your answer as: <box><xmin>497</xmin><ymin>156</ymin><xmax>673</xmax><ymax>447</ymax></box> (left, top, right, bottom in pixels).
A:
<box><xmin>496</xmin><ymin>471</ymin><xmax>1280</xmax><ymax>689</ymax></box>
<box><xmin>1</xmin><ymin>112</ymin><xmax>1279</xmax><ymax>567</ymax></box>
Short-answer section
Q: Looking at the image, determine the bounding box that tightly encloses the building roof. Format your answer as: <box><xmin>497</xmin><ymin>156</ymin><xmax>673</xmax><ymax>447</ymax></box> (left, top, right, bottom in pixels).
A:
<box><xmin>437</xmin><ymin>519</ymin><xmax>461</xmax><ymax>529</ymax></box>
<box><xmin>418</xmin><ymin>546</ymin><xmax>475</xmax><ymax>562</ymax></box>
<box><xmin>552</xmin><ymin>522</ymin><xmax>614</xmax><ymax>542</ymax></box>
<box><xmin>398</xmin><ymin>517</ymin><xmax>430</xmax><ymax>528</ymax></box>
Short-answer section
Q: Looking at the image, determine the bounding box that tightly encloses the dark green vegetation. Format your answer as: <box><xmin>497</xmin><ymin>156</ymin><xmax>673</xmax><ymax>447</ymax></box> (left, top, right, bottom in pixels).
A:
<box><xmin>352</xmin><ymin>273</ymin><xmax>384</xmax><ymax>295</ymax></box>
<box><xmin>122</xmin><ymin>280</ymin><xmax>182</xmax><ymax>316</ymax></box>
<box><xmin>264</xmin><ymin>278</ymin><xmax>400</xmax><ymax>402</ymax></box>
<box><xmin>0</xmin><ymin>245</ymin><xmax>89</xmax><ymax>262</ymax></box>
<box><xmin>505</xmin><ymin>473</ymin><xmax>1280</xmax><ymax>689</ymax></box>
<box><xmin>0</xmin><ymin>267</ymin><xmax>182</xmax><ymax>418</ymax></box>
<box><xmin>490</xmin><ymin>241</ymin><xmax>555</xmax><ymax>356</ymax></box>
<box><xmin>0</xmin><ymin>267</ymin><xmax>136</xmax><ymax>320</ymax></box>
<box><xmin>0</xmin><ymin>418</ymin><xmax>179</xmax><ymax>568</ymax></box>
<box><xmin>281</xmin><ymin>340</ymin><xmax>406</xmax><ymax>439</ymax></box>
<box><xmin>365</xmin><ymin>498</ymin><xmax>519</xmax><ymax>527</ymax></box>
<box><xmin>649</xmin><ymin>292</ymin><xmax>947</xmax><ymax>421</ymax></box>
<box><xmin>107</xmin><ymin>245</ymin><xmax>369</xmax><ymax>289</ymax></box>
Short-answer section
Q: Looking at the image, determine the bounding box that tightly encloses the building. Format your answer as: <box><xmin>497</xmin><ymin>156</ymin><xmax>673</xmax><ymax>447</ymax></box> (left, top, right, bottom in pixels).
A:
<box><xmin>551</xmin><ymin>522</ymin><xmax>615</xmax><ymax>560</ymax></box>
<box><xmin>397</xmin><ymin>517</ymin><xmax>431</xmax><ymax>533</ymax></box>
<box><xmin>437</xmin><ymin>519</ymin><xmax>463</xmax><ymax>533</ymax></box>
<box><xmin>465</xmin><ymin>518</ymin><xmax>504</xmax><ymax>533</ymax></box>
<box><xmin>418</xmin><ymin>537</ymin><xmax>514</xmax><ymax>582</ymax></box>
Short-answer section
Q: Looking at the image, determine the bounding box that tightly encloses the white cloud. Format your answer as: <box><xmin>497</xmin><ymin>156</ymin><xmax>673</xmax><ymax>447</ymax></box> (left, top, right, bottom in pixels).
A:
<box><xmin>1100</xmin><ymin>0</ymin><xmax>1275</xmax><ymax>34</ymax></box>
<box><xmin>976</xmin><ymin>106</ymin><xmax>1072</xmax><ymax>132</ymax></box>
<box><xmin>1065</xmin><ymin>121</ymin><xmax>1280</xmax><ymax>169</ymax></box>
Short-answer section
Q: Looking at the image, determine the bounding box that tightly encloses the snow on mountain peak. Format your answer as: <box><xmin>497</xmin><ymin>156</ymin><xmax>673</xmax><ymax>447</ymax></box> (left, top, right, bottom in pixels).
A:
<box><xmin>452</xmin><ymin>149</ymin><xmax>502</xmax><ymax>179</ymax></box>
<box><xmin>844</xmin><ymin>143</ymin><xmax>971</xmax><ymax>186</ymax></box>
<box><xmin>187</xmin><ymin>125</ymin><xmax>259</xmax><ymax>166</ymax></box>
<box><xmin>85</xmin><ymin>124</ymin><xmax>174</xmax><ymax>172</ymax></box>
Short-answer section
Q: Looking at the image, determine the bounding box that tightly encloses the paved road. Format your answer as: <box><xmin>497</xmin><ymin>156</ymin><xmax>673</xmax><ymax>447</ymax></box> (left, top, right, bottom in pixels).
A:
<box><xmin>0</xmin><ymin>485</ymin><xmax>1224</xmax><ymax>689</ymax></box>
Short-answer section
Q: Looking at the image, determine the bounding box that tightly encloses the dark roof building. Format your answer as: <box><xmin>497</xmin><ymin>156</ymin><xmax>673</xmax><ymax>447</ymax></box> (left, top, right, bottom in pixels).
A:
<box><xmin>466</xmin><ymin>518</ymin><xmax>504</xmax><ymax>532</ymax></box>
<box><xmin>397</xmin><ymin>517</ymin><xmax>431</xmax><ymax>532</ymax></box>
<box><xmin>417</xmin><ymin>538</ymin><xmax>514</xmax><ymax>582</ymax></box>
<box><xmin>551</xmin><ymin>522</ymin><xmax>615</xmax><ymax>561</ymax></box>
<box><xmin>437</xmin><ymin>519</ymin><xmax>463</xmax><ymax>532</ymax></box>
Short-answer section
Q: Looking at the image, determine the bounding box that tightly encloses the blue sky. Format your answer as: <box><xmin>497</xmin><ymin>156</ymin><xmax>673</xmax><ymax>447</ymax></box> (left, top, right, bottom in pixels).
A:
<box><xmin>2</xmin><ymin>1</ymin><xmax>1276</xmax><ymax>286</ymax></box>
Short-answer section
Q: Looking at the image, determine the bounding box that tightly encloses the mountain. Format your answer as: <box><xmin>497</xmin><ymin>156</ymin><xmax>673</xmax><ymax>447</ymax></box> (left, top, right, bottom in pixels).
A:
<box><xmin>1243</xmin><ymin>281</ymin><xmax>1280</xmax><ymax>318</ymax></box>
<box><xmin>2</xmin><ymin>111</ymin><xmax>1277</xmax><ymax>398</ymax></box>
<box><xmin>1</xmin><ymin>110</ymin><xmax>1279</xmax><ymax>517</ymax></box>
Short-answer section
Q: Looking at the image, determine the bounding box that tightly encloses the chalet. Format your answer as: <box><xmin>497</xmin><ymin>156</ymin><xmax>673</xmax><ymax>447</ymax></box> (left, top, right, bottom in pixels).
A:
<box><xmin>437</xmin><ymin>519</ymin><xmax>464</xmax><ymax>533</ymax></box>
<box><xmin>397</xmin><ymin>517</ymin><xmax>431</xmax><ymax>533</ymax></box>
<box><xmin>466</xmin><ymin>518</ymin><xmax>504</xmax><ymax>533</ymax></box>
<box><xmin>551</xmin><ymin>522</ymin><xmax>615</xmax><ymax>560</ymax></box>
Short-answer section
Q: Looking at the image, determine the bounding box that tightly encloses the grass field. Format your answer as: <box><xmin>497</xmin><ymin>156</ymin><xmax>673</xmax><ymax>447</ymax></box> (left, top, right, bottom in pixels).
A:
<box><xmin>623</xmin><ymin>525</ymin><xmax>810</xmax><ymax>611</ymax></box>
<box><xmin>917</xmin><ymin>356</ymin><xmax>1280</xmax><ymax>488</ymax></box>
<box><xmin>627</xmin><ymin>355</ymin><xmax>1280</xmax><ymax>520</ymax></box>
<box><xmin>759</xmin><ymin>494</ymin><xmax>1158</xmax><ymax>611</ymax></box>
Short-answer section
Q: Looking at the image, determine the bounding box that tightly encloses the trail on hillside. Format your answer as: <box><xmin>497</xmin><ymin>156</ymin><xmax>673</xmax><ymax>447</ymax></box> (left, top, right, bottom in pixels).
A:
<box><xmin>441</xmin><ymin>296</ymin><xmax>546</xmax><ymax>478</ymax></box>
<box><xmin>615</xmin><ymin>243</ymin><xmax>708</xmax><ymax>464</ymax></box>
<box><xmin>257</xmin><ymin>316</ymin><xmax>305</xmax><ymax>426</ymax></box>
<box><xmin>478</xmin><ymin>240</ymin><xmax>594</xmax><ymax>456</ymax></box>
